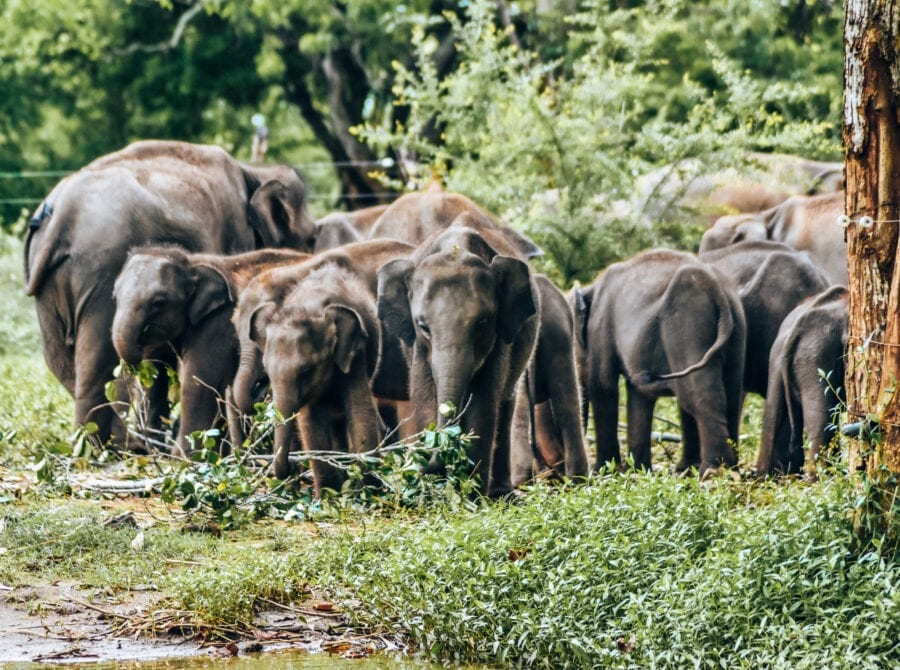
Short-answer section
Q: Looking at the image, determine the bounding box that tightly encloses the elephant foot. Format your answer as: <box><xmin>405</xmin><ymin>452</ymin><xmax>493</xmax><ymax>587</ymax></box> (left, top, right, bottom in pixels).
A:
<box><xmin>487</xmin><ymin>480</ymin><xmax>516</xmax><ymax>500</ymax></box>
<box><xmin>271</xmin><ymin>458</ymin><xmax>296</xmax><ymax>480</ymax></box>
<box><xmin>675</xmin><ymin>458</ymin><xmax>700</xmax><ymax>474</ymax></box>
<box><xmin>421</xmin><ymin>459</ymin><xmax>447</xmax><ymax>477</ymax></box>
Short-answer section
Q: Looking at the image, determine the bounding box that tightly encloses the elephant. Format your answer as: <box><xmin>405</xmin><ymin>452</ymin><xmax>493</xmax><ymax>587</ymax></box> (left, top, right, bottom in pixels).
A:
<box><xmin>700</xmin><ymin>191</ymin><xmax>846</xmax><ymax>285</ymax></box>
<box><xmin>111</xmin><ymin>246</ymin><xmax>309</xmax><ymax>456</ymax></box>
<box><xmin>700</xmin><ymin>241</ymin><xmax>830</xmax><ymax>397</ymax></box>
<box><xmin>314</xmin><ymin>216</ymin><xmax>362</xmax><ymax>252</ymax></box>
<box><xmin>377</xmin><ymin>223</ymin><xmax>540</xmax><ymax>497</ymax></box>
<box><xmin>573</xmin><ymin>249</ymin><xmax>746</xmax><ymax>475</ymax></box>
<box><xmin>368</xmin><ymin>190</ymin><xmax>542</xmax><ymax>259</ymax></box>
<box><xmin>231</xmin><ymin>239</ymin><xmax>416</xmax><ymax>477</ymax></box>
<box><xmin>248</xmin><ymin>264</ymin><xmax>384</xmax><ymax>493</ymax></box>
<box><xmin>24</xmin><ymin>140</ymin><xmax>316</xmax><ymax>447</ymax></box>
<box><xmin>325</xmin><ymin>204</ymin><xmax>390</xmax><ymax>238</ymax></box>
<box><xmin>756</xmin><ymin>286</ymin><xmax>849</xmax><ymax>477</ymax></box>
<box><xmin>510</xmin><ymin>274</ymin><xmax>589</xmax><ymax>485</ymax></box>
<box><xmin>636</xmin><ymin>153</ymin><xmax>842</xmax><ymax>227</ymax></box>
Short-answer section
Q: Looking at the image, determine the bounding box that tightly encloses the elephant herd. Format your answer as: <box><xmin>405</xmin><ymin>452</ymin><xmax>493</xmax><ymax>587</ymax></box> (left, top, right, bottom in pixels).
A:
<box><xmin>24</xmin><ymin>140</ymin><xmax>850</xmax><ymax>497</ymax></box>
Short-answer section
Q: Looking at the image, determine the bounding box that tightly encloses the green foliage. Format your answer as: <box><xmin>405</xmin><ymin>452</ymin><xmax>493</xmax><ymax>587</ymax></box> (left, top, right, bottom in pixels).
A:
<box><xmin>157</xmin><ymin>418</ymin><xmax>482</xmax><ymax>530</ymax></box>
<box><xmin>364</xmin><ymin>0</ymin><xmax>843</xmax><ymax>282</ymax></box>
<box><xmin>287</xmin><ymin>475</ymin><xmax>899</xmax><ymax>668</ymax></box>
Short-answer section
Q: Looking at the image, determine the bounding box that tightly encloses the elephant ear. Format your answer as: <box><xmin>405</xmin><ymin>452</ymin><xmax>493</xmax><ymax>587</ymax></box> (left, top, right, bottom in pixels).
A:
<box><xmin>572</xmin><ymin>285</ymin><xmax>592</xmax><ymax>349</ymax></box>
<box><xmin>248</xmin><ymin>302</ymin><xmax>277</xmax><ymax>350</ymax></box>
<box><xmin>499</xmin><ymin>225</ymin><xmax>543</xmax><ymax>259</ymax></box>
<box><xmin>249</xmin><ymin>180</ymin><xmax>316</xmax><ymax>251</ymax></box>
<box><xmin>377</xmin><ymin>259</ymin><xmax>416</xmax><ymax>347</ymax></box>
<box><xmin>492</xmin><ymin>256</ymin><xmax>537</xmax><ymax>343</ymax></box>
<box><xmin>329</xmin><ymin>305</ymin><xmax>368</xmax><ymax>375</ymax></box>
<box><xmin>188</xmin><ymin>264</ymin><xmax>234</xmax><ymax>325</ymax></box>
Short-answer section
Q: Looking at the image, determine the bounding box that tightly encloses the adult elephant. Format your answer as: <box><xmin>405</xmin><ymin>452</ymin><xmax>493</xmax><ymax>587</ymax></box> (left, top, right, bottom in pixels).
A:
<box><xmin>700</xmin><ymin>241</ymin><xmax>831</xmax><ymax>397</ymax></box>
<box><xmin>368</xmin><ymin>190</ymin><xmax>542</xmax><ymax>259</ymax></box>
<box><xmin>573</xmin><ymin>250</ymin><xmax>746</xmax><ymax>475</ymax></box>
<box><xmin>24</xmin><ymin>140</ymin><xmax>316</xmax><ymax>447</ymax></box>
<box><xmin>757</xmin><ymin>287</ymin><xmax>849</xmax><ymax>477</ymax></box>
<box><xmin>377</xmin><ymin>223</ymin><xmax>540</xmax><ymax>497</ymax></box>
<box><xmin>700</xmin><ymin>191</ymin><xmax>846</xmax><ymax>285</ymax></box>
<box><xmin>111</xmin><ymin>247</ymin><xmax>309</xmax><ymax>456</ymax></box>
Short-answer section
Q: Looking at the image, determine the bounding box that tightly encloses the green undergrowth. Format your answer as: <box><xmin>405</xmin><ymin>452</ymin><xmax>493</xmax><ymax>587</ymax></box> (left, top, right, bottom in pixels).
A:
<box><xmin>158</xmin><ymin>474</ymin><xmax>898</xmax><ymax>668</ymax></box>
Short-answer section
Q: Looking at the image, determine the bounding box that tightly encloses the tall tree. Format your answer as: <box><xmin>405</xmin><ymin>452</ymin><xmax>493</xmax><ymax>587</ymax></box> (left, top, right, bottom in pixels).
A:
<box><xmin>843</xmin><ymin>0</ymin><xmax>900</xmax><ymax>532</ymax></box>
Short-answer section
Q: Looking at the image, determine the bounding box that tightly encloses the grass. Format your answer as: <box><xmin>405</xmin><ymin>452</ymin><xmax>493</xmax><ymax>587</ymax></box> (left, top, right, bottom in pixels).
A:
<box><xmin>0</xmin><ymin>233</ymin><xmax>897</xmax><ymax>667</ymax></box>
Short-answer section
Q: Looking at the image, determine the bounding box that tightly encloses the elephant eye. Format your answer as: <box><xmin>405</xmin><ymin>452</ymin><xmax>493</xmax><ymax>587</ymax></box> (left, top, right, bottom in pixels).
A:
<box><xmin>417</xmin><ymin>319</ymin><xmax>431</xmax><ymax>339</ymax></box>
<box><xmin>149</xmin><ymin>295</ymin><xmax>167</xmax><ymax>310</ymax></box>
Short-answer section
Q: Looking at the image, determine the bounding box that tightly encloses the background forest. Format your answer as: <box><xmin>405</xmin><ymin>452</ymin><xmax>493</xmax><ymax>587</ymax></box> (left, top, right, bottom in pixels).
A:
<box><xmin>1</xmin><ymin>0</ymin><xmax>843</xmax><ymax>281</ymax></box>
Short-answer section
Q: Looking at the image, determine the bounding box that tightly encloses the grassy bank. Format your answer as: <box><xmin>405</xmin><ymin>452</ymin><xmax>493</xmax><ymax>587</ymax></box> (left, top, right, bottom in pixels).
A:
<box><xmin>0</xmin><ymin>235</ymin><xmax>898</xmax><ymax>668</ymax></box>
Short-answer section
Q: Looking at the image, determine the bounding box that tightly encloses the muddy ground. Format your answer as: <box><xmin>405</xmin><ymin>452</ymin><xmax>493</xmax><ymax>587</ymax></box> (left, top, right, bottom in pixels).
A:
<box><xmin>0</xmin><ymin>578</ymin><xmax>380</xmax><ymax>664</ymax></box>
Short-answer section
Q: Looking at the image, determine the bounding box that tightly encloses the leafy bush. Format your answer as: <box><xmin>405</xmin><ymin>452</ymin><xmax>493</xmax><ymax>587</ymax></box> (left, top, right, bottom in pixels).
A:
<box><xmin>285</xmin><ymin>475</ymin><xmax>898</xmax><ymax>668</ymax></box>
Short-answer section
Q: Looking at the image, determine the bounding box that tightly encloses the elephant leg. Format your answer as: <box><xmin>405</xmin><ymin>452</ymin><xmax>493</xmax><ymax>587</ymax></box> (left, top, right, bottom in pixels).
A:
<box><xmin>510</xmin><ymin>380</ymin><xmax>537</xmax><ymax>486</ymax></box>
<box><xmin>299</xmin><ymin>405</ymin><xmax>343</xmax><ymax>496</ymax></box>
<box><xmin>344</xmin><ymin>360</ymin><xmax>381</xmax><ymax>453</ymax></box>
<box><xmin>73</xmin><ymin>313</ymin><xmax>123</xmax><ymax>447</ymax></box>
<box><xmin>35</xmin><ymin>300</ymin><xmax>76</xmax><ymax>395</ymax></box>
<box><xmin>677</xmin><ymin>407</ymin><xmax>701</xmax><ymax>472</ymax></box>
<box><xmin>677</xmin><ymin>371</ymin><xmax>736</xmax><ymax>474</ymax></box>
<box><xmin>800</xmin><ymin>381</ymin><xmax>839</xmax><ymax>476</ymax></box>
<box><xmin>535</xmin><ymin>403</ymin><xmax>565</xmax><ymax>474</ymax></box>
<box><xmin>625</xmin><ymin>383</ymin><xmax>654</xmax><ymax>470</ymax></box>
<box><xmin>273</xmin><ymin>419</ymin><xmax>301</xmax><ymax>479</ymax></box>
<box><xmin>545</xmin><ymin>379</ymin><xmax>588</xmax><ymax>480</ymax></box>
<box><xmin>488</xmin><ymin>394</ymin><xmax>516</xmax><ymax>498</ymax></box>
<box><xmin>591</xmin><ymin>382</ymin><xmax>620</xmax><ymax>470</ymax></box>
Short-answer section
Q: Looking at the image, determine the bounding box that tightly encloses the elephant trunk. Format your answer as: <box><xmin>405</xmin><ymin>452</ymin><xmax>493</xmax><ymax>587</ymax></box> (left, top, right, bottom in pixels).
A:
<box><xmin>111</xmin><ymin>311</ymin><xmax>146</xmax><ymax>366</ymax></box>
<box><xmin>233</xmin><ymin>344</ymin><xmax>264</xmax><ymax>414</ymax></box>
<box><xmin>271</xmin><ymin>384</ymin><xmax>300</xmax><ymax>479</ymax></box>
<box><xmin>433</xmin><ymin>348</ymin><xmax>475</xmax><ymax>428</ymax></box>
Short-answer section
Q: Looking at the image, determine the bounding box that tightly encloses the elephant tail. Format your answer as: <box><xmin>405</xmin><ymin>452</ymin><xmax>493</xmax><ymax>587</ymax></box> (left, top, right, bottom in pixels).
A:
<box><xmin>24</xmin><ymin>198</ymin><xmax>66</xmax><ymax>297</ymax></box>
<box><xmin>632</xmin><ymin>266</ymin><xmax>735</xmax><ymax>388</ymax></box>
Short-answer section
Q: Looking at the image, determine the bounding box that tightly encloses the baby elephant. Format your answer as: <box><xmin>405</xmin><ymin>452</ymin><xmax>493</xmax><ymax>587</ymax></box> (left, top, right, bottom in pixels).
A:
<box><xmin>112</xmin><ymin>246</ymin><xmax>309</xmax><ymax>456</ymax></box>
<box><xmin>574</xmin><ymin>249</ymin><xmax>746</xmax><ymax>476</ymax></box>
<box><xmin>249</xmin><ymin>264</ymin><xmax>383</xmax><ymax>495</ymax></box>
<box><xmin>756</xmin><ymin>286</ymin><xmax>848</xmax><ymax>477</ymax></box>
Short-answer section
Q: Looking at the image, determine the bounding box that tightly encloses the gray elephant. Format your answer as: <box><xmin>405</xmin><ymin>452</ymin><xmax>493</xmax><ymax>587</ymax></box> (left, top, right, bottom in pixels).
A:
<box><xmin>700</xmin><ymin>241</ymin><xmax>830</xmax><ymax>397</ymax></box>
<box><xmin>249</xmin><ymin>265</ymin><xmax>383</xmax><ymax>494</ymax></box>
<box><xmin>573</xmin><ymin>250</ymin><xmax>746</xmax><ymax>475</ymax></box>
<box><xmin>377</xmin><ymin>223</ymin><xmax>540</xmax><ymax>497</ymax></box>
<box><xmin>510</xmin><ymin>274</ymin><xmax>589</xmax><ymax>485</ymax></box>
<box><xmin>368</xmin><ymin>190</ymin><xmax>542</xmax><ymax>259</ymax></box>
<box><xmin>231</xmin><ymin>239</ymin><xmax>415</xmax><ymax>479</ymax></box>
<box><xmin>318</xmin><ymin>204</ymin><xmax>389</xmax><ymax>240</ymax></box>
<box><xmin>756</xmin><ymin>286</ymin><xmax>848</xmax><ymax>477</ymax></box>
<box><xmin>111</xmin><ymin>247</ymin><xmax>309</xmax><ymax>456</ymax></box>
<box><xmin>700</xmin><ymin>191</ymin><xmax>846</xmax><ymax>285</ymax></box>
<box><xmin>24</xmin><ymin>140</ymin><xmax>316</xmax><ymax>447</ymax></box>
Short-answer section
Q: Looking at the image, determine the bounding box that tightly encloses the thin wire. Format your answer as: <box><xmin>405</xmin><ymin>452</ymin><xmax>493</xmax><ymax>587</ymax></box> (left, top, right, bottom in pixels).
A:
<box><xmin>0</xmin><ymin>159</ymin><xmax>395</xmax><ymax>180</ymax></box>
<box><xmin>0</xmin><ymin>192</ymin><xmax>401</xmax><ymax>206</ymax></box>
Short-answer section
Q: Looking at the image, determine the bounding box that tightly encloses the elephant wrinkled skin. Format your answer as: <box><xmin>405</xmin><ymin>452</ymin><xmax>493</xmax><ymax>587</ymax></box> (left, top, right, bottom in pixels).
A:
<box><xmin>250</xmin><ymin>265</ymin><xmax>384</xmax><ymax>493</ymax></box>
<box><xmin>700</xmin><ymin>240</ymin><xmax>830</xmax><ymax>397</ymax></box>
<box><xmin>574</xmin><ymin>250</ymin><xmax>746</xmax><ymax>475</ymax></box>
<box><xmin>24</xmin><ymin>140</ymin><xmax>315</xmax><ymax>447</ymax></box>
<box><xmin>112</xmin><ymin>247</ymin><xmax>309</xmax><ymax>456</ymax></box>
<box><xmin>377</xmin><ymin>223</ymin><xmax>540</xmax><ymax>497</ymax></box>
<box><xmin>757</xmin><ymin>286</ymin><xmax>849</xmax><ymax>477</ymax></box>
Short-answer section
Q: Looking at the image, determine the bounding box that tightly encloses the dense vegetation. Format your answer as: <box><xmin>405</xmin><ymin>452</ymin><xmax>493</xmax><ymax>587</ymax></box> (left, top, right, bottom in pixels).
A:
<box><xmin>2</xmin><ymin>1</ymin><xmax>898</xmax><ymax>668</ymax></box>
<box><xmin>2</xmin><ymin>0</ymin><xmax>842</xmax><ymax>279</ymax></box>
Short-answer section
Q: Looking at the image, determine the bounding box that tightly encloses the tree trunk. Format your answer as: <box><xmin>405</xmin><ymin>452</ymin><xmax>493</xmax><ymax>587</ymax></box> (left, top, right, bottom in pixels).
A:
<box><xmin>843</xmin><ymin>0</ymin><xmax>900</xmax><ymax>532</ymax></box>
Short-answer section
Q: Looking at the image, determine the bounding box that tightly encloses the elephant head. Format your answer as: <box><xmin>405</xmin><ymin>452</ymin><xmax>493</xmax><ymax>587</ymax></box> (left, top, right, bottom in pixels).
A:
<box><xmin>378</xmin><ymin>249</ymin><xmax>536</xmax><ymax>426</ymax></box>
<box><xmin>112</xmin><ymin>248</ymin><xmax>233</xmax><ymax>366</ymax></box>
<box><xmin>242</xmin><ymin>164</ymin><xmax>317</xmax><ymax>252</ymax></box>
<box><xmin>699</xmin><ymin>211</ymin><xmax>768</xmax><ymax>252</ymax></box>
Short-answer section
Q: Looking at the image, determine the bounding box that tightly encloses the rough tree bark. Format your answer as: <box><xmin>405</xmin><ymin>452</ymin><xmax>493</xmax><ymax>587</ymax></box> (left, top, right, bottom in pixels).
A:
<box><xmin>843</xmin><ymin>0</ymin><xmax>900</xmax><ymax>481</ymax></box>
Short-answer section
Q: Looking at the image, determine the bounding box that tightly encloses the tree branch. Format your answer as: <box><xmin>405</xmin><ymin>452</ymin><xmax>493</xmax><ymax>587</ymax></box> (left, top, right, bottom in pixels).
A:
<box><xmin>112</xmin><ymin>2</ymin><xmax>203</xmax><ymax>56</ymax></box>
